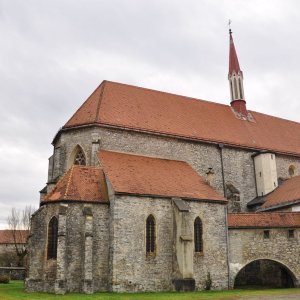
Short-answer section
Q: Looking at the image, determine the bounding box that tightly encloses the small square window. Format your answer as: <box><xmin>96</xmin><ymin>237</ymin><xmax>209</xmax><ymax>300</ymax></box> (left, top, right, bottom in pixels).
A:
<box><xmin>288</xmin><ymin>230</ymin><xmax>294</xmax><ymax>238</ymax></box>
<box><xmin>263</xmin><ymin>230</ymin><xmax>270</xmax><ymax>239</ymax></box>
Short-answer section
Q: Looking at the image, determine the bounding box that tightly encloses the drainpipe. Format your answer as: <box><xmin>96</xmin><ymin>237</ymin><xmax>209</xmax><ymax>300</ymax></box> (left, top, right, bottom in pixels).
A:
<box><xmin>219</xmin><ymin>144</ymin><xmax>230</xmax><ymax>288</ymax></box>
<box><xmin>224</xmin><ymin>206</ymin><xmax>231</xmax><ymax>289</ymax></box>
<box><xmin>218</xmin><ymin>144</ymin><xmax>226</xmax><ymax>197</ymax></box>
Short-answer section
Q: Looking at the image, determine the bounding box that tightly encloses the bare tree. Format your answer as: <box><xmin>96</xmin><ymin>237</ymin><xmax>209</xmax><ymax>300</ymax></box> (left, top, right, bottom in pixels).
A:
<box><xmin>7</xmin><ymin>206</ymin><xmax>35</xmax><ymax>267</ymax></box>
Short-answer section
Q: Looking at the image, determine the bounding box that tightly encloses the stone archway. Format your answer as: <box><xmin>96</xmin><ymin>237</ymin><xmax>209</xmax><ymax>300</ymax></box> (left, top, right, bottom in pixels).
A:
<box><xmin>234</xmin><ymin>259</ymin><xmax>296</xmax><ymax>289</ymax></box>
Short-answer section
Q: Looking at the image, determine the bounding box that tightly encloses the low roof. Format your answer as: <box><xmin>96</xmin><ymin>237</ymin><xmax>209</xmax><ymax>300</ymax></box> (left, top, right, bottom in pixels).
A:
<box><xmin>261</xmin><ymin>175</ymin><xmax>300</xmax><ymax>210</ymax></box>
<box><xmin>0</xmin><ymin>230</ymin><xmax>28</xmax><ymax>244</ymax></box>
<box><xmin>63</xmin><ymin>81</ymin><xmax>300</xmax><ymax>156</ymax></box>
<box><xmin>43</xmin><ymin>165</ymin><xmax>108</xmax><ymax>203</ymax></box>
<box><xmin>98</xmin><ymin>150</ymin><xmax>225</xmax><ymax>202</ymax></box>
<box><xmin>228</xmin><ymin>212</ymin><xmax>300</xmax><ymax>228</ymax></box>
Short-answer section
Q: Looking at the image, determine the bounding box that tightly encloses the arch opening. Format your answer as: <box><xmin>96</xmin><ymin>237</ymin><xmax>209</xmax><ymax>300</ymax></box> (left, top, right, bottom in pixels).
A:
<box><xmin>234</xmin><ymin>259</ymin><xmax>295</xmax><ymax>289</ymax></box>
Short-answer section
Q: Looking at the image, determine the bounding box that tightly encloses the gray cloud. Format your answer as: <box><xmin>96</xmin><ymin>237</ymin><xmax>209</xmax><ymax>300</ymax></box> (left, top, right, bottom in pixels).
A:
<box><xmin>1</xmin><ymin>0</ymin><xmax>300</xmax><ymax>227</ymax></box>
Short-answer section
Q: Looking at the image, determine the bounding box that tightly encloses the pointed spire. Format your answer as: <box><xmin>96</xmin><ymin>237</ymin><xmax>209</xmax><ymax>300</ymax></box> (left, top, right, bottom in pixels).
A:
<box><xmin>228</xmin><ymin>28</ymin><xmax>248</xmax><ymax>119</ymax></box>
<box><xmin>229</xmin><ymin>29</ymin><xmax>241</xmax><ymax>75</ymax></box>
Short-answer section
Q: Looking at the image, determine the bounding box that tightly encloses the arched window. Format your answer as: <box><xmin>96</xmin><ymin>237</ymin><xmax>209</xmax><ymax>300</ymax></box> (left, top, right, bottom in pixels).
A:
<box><xmin>47</xmin><ymin>216</ymin><xmax>58</xmax><ymax>260</ymax></box>
<box><xmin>74</xmin><ymin>146</ymin><xmax>86</xmax><ymax>166</ymax></box>
<box><xmin>146</xmin><ymin>215</ymin><xmax>156</xmax><ymax>255</ymax></box>
<box><xmin>194</xmin><ymin>217</ymin><xmax>203</xmax><ymax>253</ymax></box>
<box><xmin>239</xmin><ymin>78</ymin><xmax>243</xmax><ymax>99</ymax></box>
<box><xmin>234</xmin><ymin>77</ymin><xmax>238</xmax><ymax>99</ymax></box>
<box><xmin>288</xmin><ymin>165</ymin><xmax>296</xmax><ymax>177</ymax></box>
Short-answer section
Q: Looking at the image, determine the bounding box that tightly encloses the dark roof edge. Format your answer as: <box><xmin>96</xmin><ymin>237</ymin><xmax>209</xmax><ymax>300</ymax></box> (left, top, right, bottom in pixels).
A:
<box><xmin>229</xmin><ymin>225</ymin><xmax>300</xmax><ymax>229</ymax></box>
<box><xmin>115</xmin><ymin>191</ymin><xmax>227</xmax><ymax>204</ymax></box>
<box><xmin>251</xmin><ymin>150</ymin><xmax>276</xmax><ymax>158</ymax></box>
<box><xmin>41</xmin><ymin>199</ymin><xmax>110</xmax><ymax>206</ymax></box>
<box><xmin>258</xmin><ymin>199</ymin><xmax>300</xmax><ymax>212</ymax></box>
<box><xmin>51</xmin><ymin>123</ymin><xmax>300</xmax><ymax>158</ymax></box>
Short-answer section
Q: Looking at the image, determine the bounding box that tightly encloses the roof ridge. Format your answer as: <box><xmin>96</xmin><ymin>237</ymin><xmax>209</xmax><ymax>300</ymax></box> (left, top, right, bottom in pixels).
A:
<box><xmin>64</xmin><ymin>166</ymin><xmax>74</xmax><ymax>199</ymax></box>
<box><xmin>95</xmin><ymin>80</ymin><xmax>106</xmax><ymax>123</ymax></box>
<box><xmin>104</xmin><ymin>80</ymin><xmax>230</xmax><ymax>108</ymax></box>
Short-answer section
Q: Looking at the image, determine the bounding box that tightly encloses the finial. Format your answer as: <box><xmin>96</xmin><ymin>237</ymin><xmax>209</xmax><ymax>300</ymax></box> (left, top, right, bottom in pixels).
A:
<box><xmin>228</xmin><ymin>19</ymin><xmax>232</xmax><ymax>34</ymax></box>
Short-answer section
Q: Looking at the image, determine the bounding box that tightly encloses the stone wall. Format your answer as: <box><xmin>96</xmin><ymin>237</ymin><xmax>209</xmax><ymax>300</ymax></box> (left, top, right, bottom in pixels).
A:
<box><xmin>109</xmin><ymin>194</ymin><xmax>228</xmax><ymax>292</ymax></box>
<box><xmin>25</xmin><ymin>202</ymin><xmax>109</xmax><ymax>294</ymax></box>
<box><xmin>228</xmin><ymin>227</ymin><xmax>300</xmax><ymax>288</ymax></box>
<box><xmin>51</xmin><ymin>126</ymin><xmax>300</xmax><ymax>212</ymax></box>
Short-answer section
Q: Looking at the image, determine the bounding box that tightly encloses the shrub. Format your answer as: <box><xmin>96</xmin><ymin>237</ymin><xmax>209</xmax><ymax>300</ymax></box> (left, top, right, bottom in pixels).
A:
<box><xmin>0</xmin><ymin>275</ymin><xmax>10</xmax><ymax>284</ymax></box>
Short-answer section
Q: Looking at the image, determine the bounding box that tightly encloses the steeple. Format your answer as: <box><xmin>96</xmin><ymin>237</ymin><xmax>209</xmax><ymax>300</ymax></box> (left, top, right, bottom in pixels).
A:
<box><xmin>228</xmin><ymin>28</ymin><xmax>247</xmax><ymax>117</ymax></box>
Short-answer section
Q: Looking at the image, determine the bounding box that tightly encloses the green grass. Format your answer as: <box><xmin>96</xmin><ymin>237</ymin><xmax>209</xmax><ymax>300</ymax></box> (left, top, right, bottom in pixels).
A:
<box><xmin>1</xmin><ymin>281</ymin><xmax>300</xmax><ymax>300</ymax></box>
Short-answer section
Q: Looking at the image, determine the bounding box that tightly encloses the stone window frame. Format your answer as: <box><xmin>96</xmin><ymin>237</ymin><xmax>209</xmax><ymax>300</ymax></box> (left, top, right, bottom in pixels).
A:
<box><xmin>68</xmin><ymin>145</ymin><xmax>87</xmax><ymax>169</ymax></box>
<box><xmin>74</xmin><ymin>146</ymin><xmax>86</xmax><ymax>166</ymax></box>
<box><xmin>146</xmin><ymin>214</ymin><xmax>156</xmax><ymax>257</ymax></box>
<box><xmin>194</xmin><ymin>217</ymin><xmax>203</xmax><ymax>253</ymax></box>
<box><xmin>47</xmin><ymin>216</ymin><xmax>58</xmax><ymax>260</ymax></box>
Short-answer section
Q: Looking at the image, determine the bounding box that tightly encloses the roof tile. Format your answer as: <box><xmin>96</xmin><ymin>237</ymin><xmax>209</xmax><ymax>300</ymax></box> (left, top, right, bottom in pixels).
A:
<box><xmin>228</xmin><ymin>212</ymin><xmax>300</xmax><ymax>228</ymax></box>
<box><xmin>0</xmin><ymin>230</ymin><xmax>28</xmax><ymax>244</ymax></box>
<box><xmin>63</xmin><ymin>81</ymin><xmax>300</xmax><ymax>156</ymax></box>
<box><xmin>98</xmin><ymin>150</ymin><xmax>225</xmax><ymax>202</ymax></box>
<box><xmin>261</xmin><ymin>175</ymin><xmax>300</xmax><ymax>209</ymax></box>
<box><xmin>43</xmin><ymin>165</ymin><xmax>108</xmax><ymax>203</ymax></box>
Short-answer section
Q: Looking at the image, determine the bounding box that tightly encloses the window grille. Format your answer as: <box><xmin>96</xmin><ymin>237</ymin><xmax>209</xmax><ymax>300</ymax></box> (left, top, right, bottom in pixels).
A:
<box><xmin>47</xmin><ymin>216</ymin><xmax>58</xmax><ymax>259</ymax></box>
<box><xmin>194</xmin><ymin>217</ymin><xmax>203</xmax><ymax>253</ymax></box>
<box><xmin>146</xmin><ymin>215</ymin><xmax>156</xmax><ymax>255</ymax></box>
<box><xmin>74</xmin><ymin>147</ymin><xmax>86</xmax><ymax>165</ymax></box>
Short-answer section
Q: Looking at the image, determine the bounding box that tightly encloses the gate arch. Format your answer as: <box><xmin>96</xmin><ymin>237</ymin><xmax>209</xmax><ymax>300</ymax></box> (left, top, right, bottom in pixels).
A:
<box><xmin>233</xmin><ymin>259</ymin><xmax>296</xmax><ymax>289</ymax></box>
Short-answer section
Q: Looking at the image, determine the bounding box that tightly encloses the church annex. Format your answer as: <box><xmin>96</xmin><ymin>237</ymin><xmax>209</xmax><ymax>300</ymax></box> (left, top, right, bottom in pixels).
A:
<box><xmin>26</xmin><ymin>31</ymin><xmax>300</xmax><ymax>294</ymax></box>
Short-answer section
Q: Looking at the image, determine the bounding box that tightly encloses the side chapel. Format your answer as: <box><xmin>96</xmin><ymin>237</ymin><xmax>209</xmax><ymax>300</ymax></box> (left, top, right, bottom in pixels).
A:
<box><xmin>26</xmin><ymin>30</ymin><xmax>300</xmax><ymax>294</ymax></box>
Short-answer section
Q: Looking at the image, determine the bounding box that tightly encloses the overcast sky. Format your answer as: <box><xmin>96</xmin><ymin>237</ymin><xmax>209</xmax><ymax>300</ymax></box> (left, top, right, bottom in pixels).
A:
<box><xmin>1</xmin><ymin>0</ymin><xmax>300</xmax><ymax>228</ymax></box>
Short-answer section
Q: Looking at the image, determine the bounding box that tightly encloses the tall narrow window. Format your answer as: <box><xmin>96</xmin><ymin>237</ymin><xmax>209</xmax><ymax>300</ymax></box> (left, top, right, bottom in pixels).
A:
<box><xmin>234</xmin><ymin>77</ymin><xmax>238</xmax><ymax>99</ymax></box>
<box><xmin>194</xmin><ymin>217</ymin><xmax>203</xmax><ymax>253</ymax></box>
<box><xmin>74</xmin><ymin>146</ymin><xmax>86</xmax><ymax>165</ymax></box>
<box><xmin>238</xmin><ymin>78</ymin><xmax>243</xmax><ymax>99</ymax></box>
<box><xmin>47</xmin><ymin>216</ymin><xmax>58</xmax><ymax>259</ymax></box>
<box><xmin>146</xmin><ymin>215</ymin><xmax>156</xmax><ymax>255</ymax></box>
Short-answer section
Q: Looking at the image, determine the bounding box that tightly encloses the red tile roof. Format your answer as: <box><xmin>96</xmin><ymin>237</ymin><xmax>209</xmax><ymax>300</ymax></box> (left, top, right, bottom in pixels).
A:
<box><xmin>98</xmin><ymin>150</ymin><xmax>225</xmax><ymax>202</ymax></box>
<box><xmin>43</xmin><ymin>165</ymin><xmax>108</xmax><ymax>203</ymax></box>
<box><xmin>63</xmin><ymin>81</ymin><xmax>300</xmax><ymax>156</ymax></box>
<box><xmin>228</xmin><ymin>212</ymin><xmax>300</xmax><ymax>228</ymax></box>
<box><xmin>0</xmin><ymin>230</ymin><xmax>28</xmax><ymax>244</ymax></box>
<box><xmin>261</xmin><ymin>175</ymin><xmax>300</xmax><ymax>210</ymax></box>
<box><xmin>229</xmin><ymin>31</ymin><xmax>241</xmax><ymax>74</ymax></box>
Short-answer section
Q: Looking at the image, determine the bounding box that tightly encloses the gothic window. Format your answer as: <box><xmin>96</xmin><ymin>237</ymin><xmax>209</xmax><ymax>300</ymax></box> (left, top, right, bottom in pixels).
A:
<box><xmin>230</xmin><ymin>80</ymin><xmax>234</xmax><ymax>100</ymax></box>
<box><xmin>47</xmin><ymin>216</ymin><xmax>58</xmax><ymax>260</ymax></box>
<box><xmin>194</xmin><ymin>217</ymin><xmax>203</xmax><ymax>253</ymax></box>
<box><xmin>146</xmin><ymin>215</ymin><xmax>156</xmax><ymax>255</ymax></box>
<box><xmin>234</xmin><ymin>77</ymin><xmax>238</xmax><ymax>99</ymax></box>
<box><xmin>74</xmin><ymin>146</ymin><xmax>86</xmax><ymax>166</ymax></box>
<box><xmin>238</xmin><ymin>78</ymin><xmax>243</xmax><ymax>99</ymax></box>
<box><xmin>288</xmin><ymin>165</ymin><xmax>296</xmax><ymax>177</ymax></box>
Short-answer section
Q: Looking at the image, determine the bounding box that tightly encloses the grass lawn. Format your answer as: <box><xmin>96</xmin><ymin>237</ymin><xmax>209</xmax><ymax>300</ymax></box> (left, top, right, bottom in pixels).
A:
<box><xmin>1</xmin><ymin>281</ymin><xmax>300</xmax><ymax>300</ymax></box>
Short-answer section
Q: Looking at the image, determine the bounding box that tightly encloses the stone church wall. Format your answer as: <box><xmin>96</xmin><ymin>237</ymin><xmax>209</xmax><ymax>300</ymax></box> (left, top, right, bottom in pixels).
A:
<box><xmin>109</xmin><ymin>194</ymin><xmax>228</xmax><ymax>292</ymax></box>
<box><xmin>26</xmin><ymin>202</ymin><xmax>109</xmax><ymax>293</ymax></box>
<box><xmin>53</xmin><ymin>126</ymin><xmax>300</xmax><ymax>212</ymax></box>
<box><xmin>228</xmin><ymin>228</ymin><xmax>300</xmax><ymax>288</ymax></box>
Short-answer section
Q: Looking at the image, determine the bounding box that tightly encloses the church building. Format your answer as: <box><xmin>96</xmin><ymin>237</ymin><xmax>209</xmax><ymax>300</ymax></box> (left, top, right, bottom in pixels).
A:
<box><xmin>25</xmin><ymin>30</ymin><xmax>300</xmax><ymax>294</ymax></box>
